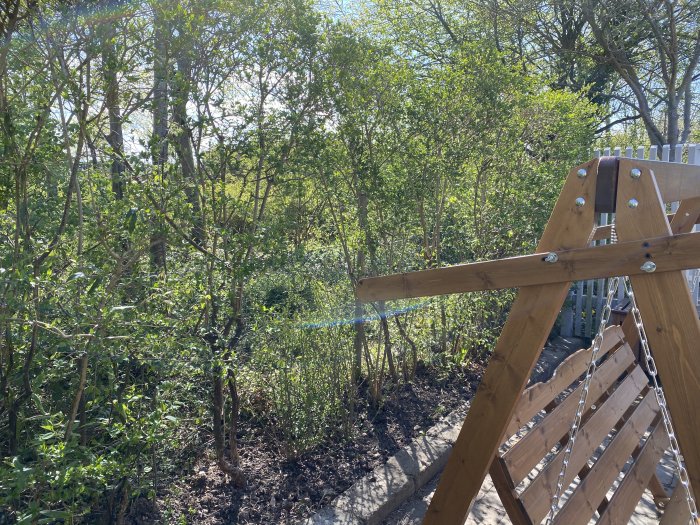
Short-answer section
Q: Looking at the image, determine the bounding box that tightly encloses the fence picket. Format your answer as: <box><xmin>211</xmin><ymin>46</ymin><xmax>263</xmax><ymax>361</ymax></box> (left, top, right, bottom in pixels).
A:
<box><xmin>662</xmin><ymin>144</ymin><xmax>670</xmax><ymax>161</ymax></box>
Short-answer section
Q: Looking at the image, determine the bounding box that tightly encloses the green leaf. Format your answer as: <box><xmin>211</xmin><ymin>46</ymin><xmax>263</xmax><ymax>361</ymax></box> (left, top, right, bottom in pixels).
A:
<box><xmin>87</xmin><ymin>276</ymin><xmax>102</xmax><ymax>295</ymax></box>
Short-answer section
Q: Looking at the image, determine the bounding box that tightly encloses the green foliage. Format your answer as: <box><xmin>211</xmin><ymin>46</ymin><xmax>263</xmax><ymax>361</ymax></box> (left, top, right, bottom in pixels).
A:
<box><xmin>0</xmin><ymin>0</ymin><xmax>601</xmax><ymax>521</ymax></box>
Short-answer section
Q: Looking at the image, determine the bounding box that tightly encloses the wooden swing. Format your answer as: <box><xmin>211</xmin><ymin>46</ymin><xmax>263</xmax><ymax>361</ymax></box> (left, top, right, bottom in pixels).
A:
<box><xmin>357</xmin><ymin>157</ymin><xmax>700</xmax><ymax>524</ymax></box>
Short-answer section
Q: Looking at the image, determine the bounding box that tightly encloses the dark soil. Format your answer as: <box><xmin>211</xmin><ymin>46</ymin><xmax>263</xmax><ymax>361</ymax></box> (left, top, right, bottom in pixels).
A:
<box><xmin>152</xmin><ymin>361</ymin><xmax>483</xmax><ymax>525</ymax></box>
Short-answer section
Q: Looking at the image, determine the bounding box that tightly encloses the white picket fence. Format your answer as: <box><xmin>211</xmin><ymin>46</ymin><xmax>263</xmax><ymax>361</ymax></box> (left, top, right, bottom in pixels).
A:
<box><xmin>560</xmin><ymin>143</ymin><xmax>700</xmax><ymax>339</ymax></box>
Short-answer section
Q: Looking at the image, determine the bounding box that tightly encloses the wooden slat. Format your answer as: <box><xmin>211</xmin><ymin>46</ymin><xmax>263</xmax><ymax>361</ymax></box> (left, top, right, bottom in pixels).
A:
<box><xmin>424</xmin><ymin>159</ymin><xmax>600</xmax><ymax>525</ymax></box>
<box><xmin>670</xmin><ymin>198</ymin><xmax>700</xmax><ymax>235</ymax></box>
<box><xmin>519</xmin><ymin>365</ymin><xmax>649</xmax><ymax>523</ymax></box>
<box><xmin>356</xmin><ymin>230</ymin><xmax>700</xmax><ymax>302</ymax></box>
<box><xmin>489</xmin><ymin>457</ymin><xmax>533</xmax><ymax>525</ymax></box>
<box><xmin>502</xmin><ymin>345</ymin><xmax>638</xmax><ymax>485</ymax></box>
<box><xmin>596</xmin><ymin>422</ymin><xmax>670</xmax><ymax>525</ymax></box>
<box><xmin>577</xmin><ymin>461</ymin><xmax>611</xmax><ymax>515</ymax></box>
<box><xmin>506</xmin><ymin>326</ymin><xmax>625</xmax><ymax>437</ymax></box>
<box><xmin>616</xmin><ymin>158</ymin><xmax>700</xmax><ymax>504</ymax></box>
<box><xmin>553</xmin><ymin>391</ymin><xmax>660</xmax><ymax>525</ymax></box>
<box><xmin>660</xmin><ymin>481</ymin><xmax>692</xmax><ymax>525</ymax></box>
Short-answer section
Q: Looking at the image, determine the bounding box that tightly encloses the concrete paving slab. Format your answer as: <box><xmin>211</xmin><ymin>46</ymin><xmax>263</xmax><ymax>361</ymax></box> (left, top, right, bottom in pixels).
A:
<box><xmin>301</xmin><ymin>506</ymin><xmax>363</xmax><ymax>525</ymax></box>
<box><xmin>335</xmin><ymin>452</ymin><xmax>415</xmax><ymax>525</ymax></box>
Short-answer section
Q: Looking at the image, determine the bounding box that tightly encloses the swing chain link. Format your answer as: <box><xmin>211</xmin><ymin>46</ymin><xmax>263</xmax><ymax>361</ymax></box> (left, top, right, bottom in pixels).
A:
<box><xmin>688</xmin><ymin>269</ymin><xmax>700</xmax><ymax>306</ymax></box>
<box><xmin>545</xmin><ymin>272</ymin><xmax>620</xmax><ymax>524</ymax></box>
<box><xmin>623</xmin><ymin>275</ymin><xmax>699</xmax><ymax>523</ymax></box>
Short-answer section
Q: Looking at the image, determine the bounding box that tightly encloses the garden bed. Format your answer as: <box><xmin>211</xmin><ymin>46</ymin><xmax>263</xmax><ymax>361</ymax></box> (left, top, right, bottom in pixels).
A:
<box><xmin>146</xmin><ymin>362</ymin><xmax>483</xmax><ymax>525</ymax></box>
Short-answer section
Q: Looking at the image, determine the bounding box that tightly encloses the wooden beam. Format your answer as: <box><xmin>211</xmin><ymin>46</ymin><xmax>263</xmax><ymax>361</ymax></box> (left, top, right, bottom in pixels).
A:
<box><xmin>489</xmin><ymin>457</ymin><xmax>533</xmax><ymax>525</ymax></box>
<box><xmin>615</xmin><ymin>158</ymin><xmax>700</xmax><ymax>507</ymax></box>
<box><xmin>356</xmin><ymin>230</ymin><xmax>700</xmax><ymax>302</ymax></box>
<box><xmin>660</xmin><ymin>480</ymin><xmax>693</xmax><ymax>525</ymax></box>
<box><xmin>670</xmin><ymin>197</ymin><xmax>700</xmax><ymax>235</ymax></box>
<box><xmin>423</xmin><ymin>159</ymin><xmax>600</xmax><ymax>525</ymax></box>
<box><xmin>625</xmin><ymin>159</ymin><xmax>700</xmax><ymax>204</ymax></box>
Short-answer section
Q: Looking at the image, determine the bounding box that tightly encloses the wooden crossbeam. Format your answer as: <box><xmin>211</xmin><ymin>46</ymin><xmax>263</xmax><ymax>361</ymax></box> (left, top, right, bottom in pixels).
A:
<box><xmin>356</xmin><ymin>230</ymin><xmax>700</xmax><ymax>302</ymax></box>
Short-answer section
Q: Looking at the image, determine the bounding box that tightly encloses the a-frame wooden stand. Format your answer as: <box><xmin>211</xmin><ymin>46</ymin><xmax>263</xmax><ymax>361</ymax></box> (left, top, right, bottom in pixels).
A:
<box><xmin>357</xmin><ymin>157</ymin><xmax>700</xmax><ymax>524</ymax></box>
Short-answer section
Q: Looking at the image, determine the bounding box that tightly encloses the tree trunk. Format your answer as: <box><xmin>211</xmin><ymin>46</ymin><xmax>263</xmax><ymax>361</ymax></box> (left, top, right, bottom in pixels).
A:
<box><xmin>7</xmin><ymin>403</ymin><xmax>18</xmax><ymax>456</ymax></box>
<box><xmin>101</xmin><ymin>21</ymin><xmax>125</xmax><ymax>200</ymax></box>
<box><xmin>378</xmin><ymin>301</ymin><xmax>397</xmax><ymax>382</ymax></box>
<box><xmin>352</xmin><ymin>295</ymin><xmax>364</xmax><ymax>383</ymax></box>
<box><xmin>64</xmin><ymin>353</ymin><xmax>88</xmax><ymax>440</ymax></box>
<box><xmin>150</xmin><ymin>6</ymin><xmax>168</xmax><ymax>270</ymax></box>
<box><xmin>226</xmin><ymin>370</ymin><xmax>240</xmax><ymax>465</ymax></box>
<box><xmin>172</xmin><ymin>53</ymin><xmax>204</xmax><ymax>245</ymax></box>
<box><xmin>212</xmin><ymin>364</ymin><xmax>226</xmax><ymax>463</ymax></box>
<box><xmin>395</xmin><ymin>315</ymin><xmax>419</xmax><ymax>379</ymax></box>
<box><xmin>352</xmin><ymin>189</ymin><xmax>370</xmax><ymax>383</ymax></box>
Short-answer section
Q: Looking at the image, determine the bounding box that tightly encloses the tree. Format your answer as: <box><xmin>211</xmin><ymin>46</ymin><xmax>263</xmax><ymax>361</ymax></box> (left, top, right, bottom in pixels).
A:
<box><xmin>581</xmin><ymin>0</ymin><xmax>700</xmax><ymax>151</ymax></box>
<box><xmin>497</xmin><ymin>0</ymin><xmax>699</xmax><ymax>148</ymax></box>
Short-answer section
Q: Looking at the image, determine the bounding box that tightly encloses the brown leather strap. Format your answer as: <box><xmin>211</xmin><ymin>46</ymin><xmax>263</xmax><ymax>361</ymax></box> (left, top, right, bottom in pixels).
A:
<box><xmin>596</xmin><ymin>156</ymin><xmax>619</xmax><ymax>213</ymax></box>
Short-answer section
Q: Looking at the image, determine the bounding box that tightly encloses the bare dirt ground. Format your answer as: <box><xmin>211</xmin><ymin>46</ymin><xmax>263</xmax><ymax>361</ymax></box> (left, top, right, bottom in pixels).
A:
<box><xmin>148</xmin><ymin>361</ymin><xmax>484</xmax><ymax>525</ymax></box>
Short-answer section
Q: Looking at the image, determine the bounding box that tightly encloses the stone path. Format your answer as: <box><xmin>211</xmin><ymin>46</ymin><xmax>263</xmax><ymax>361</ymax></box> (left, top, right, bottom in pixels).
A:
<box><xmin>529</xmin><ymin>335</ymin><xmax>588</xmax><ymax>384</ymax></box>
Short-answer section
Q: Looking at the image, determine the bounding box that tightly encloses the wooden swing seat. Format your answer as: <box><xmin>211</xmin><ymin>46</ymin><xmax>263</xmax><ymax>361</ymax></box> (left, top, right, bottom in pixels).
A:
<box><xmin>490</xmin><ymin>325</ymin><xmax>689</xmax><ymax>525</ymax></box>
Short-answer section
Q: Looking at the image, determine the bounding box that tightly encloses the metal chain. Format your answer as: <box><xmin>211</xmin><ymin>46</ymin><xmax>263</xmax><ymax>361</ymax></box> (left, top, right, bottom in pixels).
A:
<box><xmin>623</xmin><ymin>275</ymin><xmax>699</xmax><ymax>523</ymax></box>
<box><xmin>688</xmin><ymin>269</ymin><xmax>700</xmax><ymax>306</ymax></box>
<box><xmin>546</xmin><ymin>272</ymin><xmax>620</xmax><ymax>523</ymax></box>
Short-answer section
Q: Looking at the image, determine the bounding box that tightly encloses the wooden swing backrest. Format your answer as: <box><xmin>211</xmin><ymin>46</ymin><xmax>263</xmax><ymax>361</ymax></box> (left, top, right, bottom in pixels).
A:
<box><xmin>490</xmin><ymin>325</ymin><xmax>688</xmax><ymax>525</ymax></box>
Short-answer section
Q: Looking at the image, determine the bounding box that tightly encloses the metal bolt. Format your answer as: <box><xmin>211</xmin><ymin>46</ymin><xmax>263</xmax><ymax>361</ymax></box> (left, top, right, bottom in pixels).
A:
<box><xmin>544</xmin><ymin>252</ymin><xmax>559</xmax><ymax>263</ymax></box>
<box><xmin>628</xmin><ymin>198</ymin><xmax>639</xmax><ymax>208</ymax></box>
<box><xmin>641</xmin><ymin>261</ymin><xmax>656</xmax><ymax>273</ymax></box>
<box><xmin>630</xmin><ymin>168</ymin><xmax>641</xmax><ymax>179</ymax></box>
<box><xmin>577</xmin><ymin>168</ymin><xmax>587</xmax><ymax>178</ymax></box>
<box><xmin>575</xmin><ymin>197</ymin><xmax>585</xmax><ymax>207</ymax></box>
